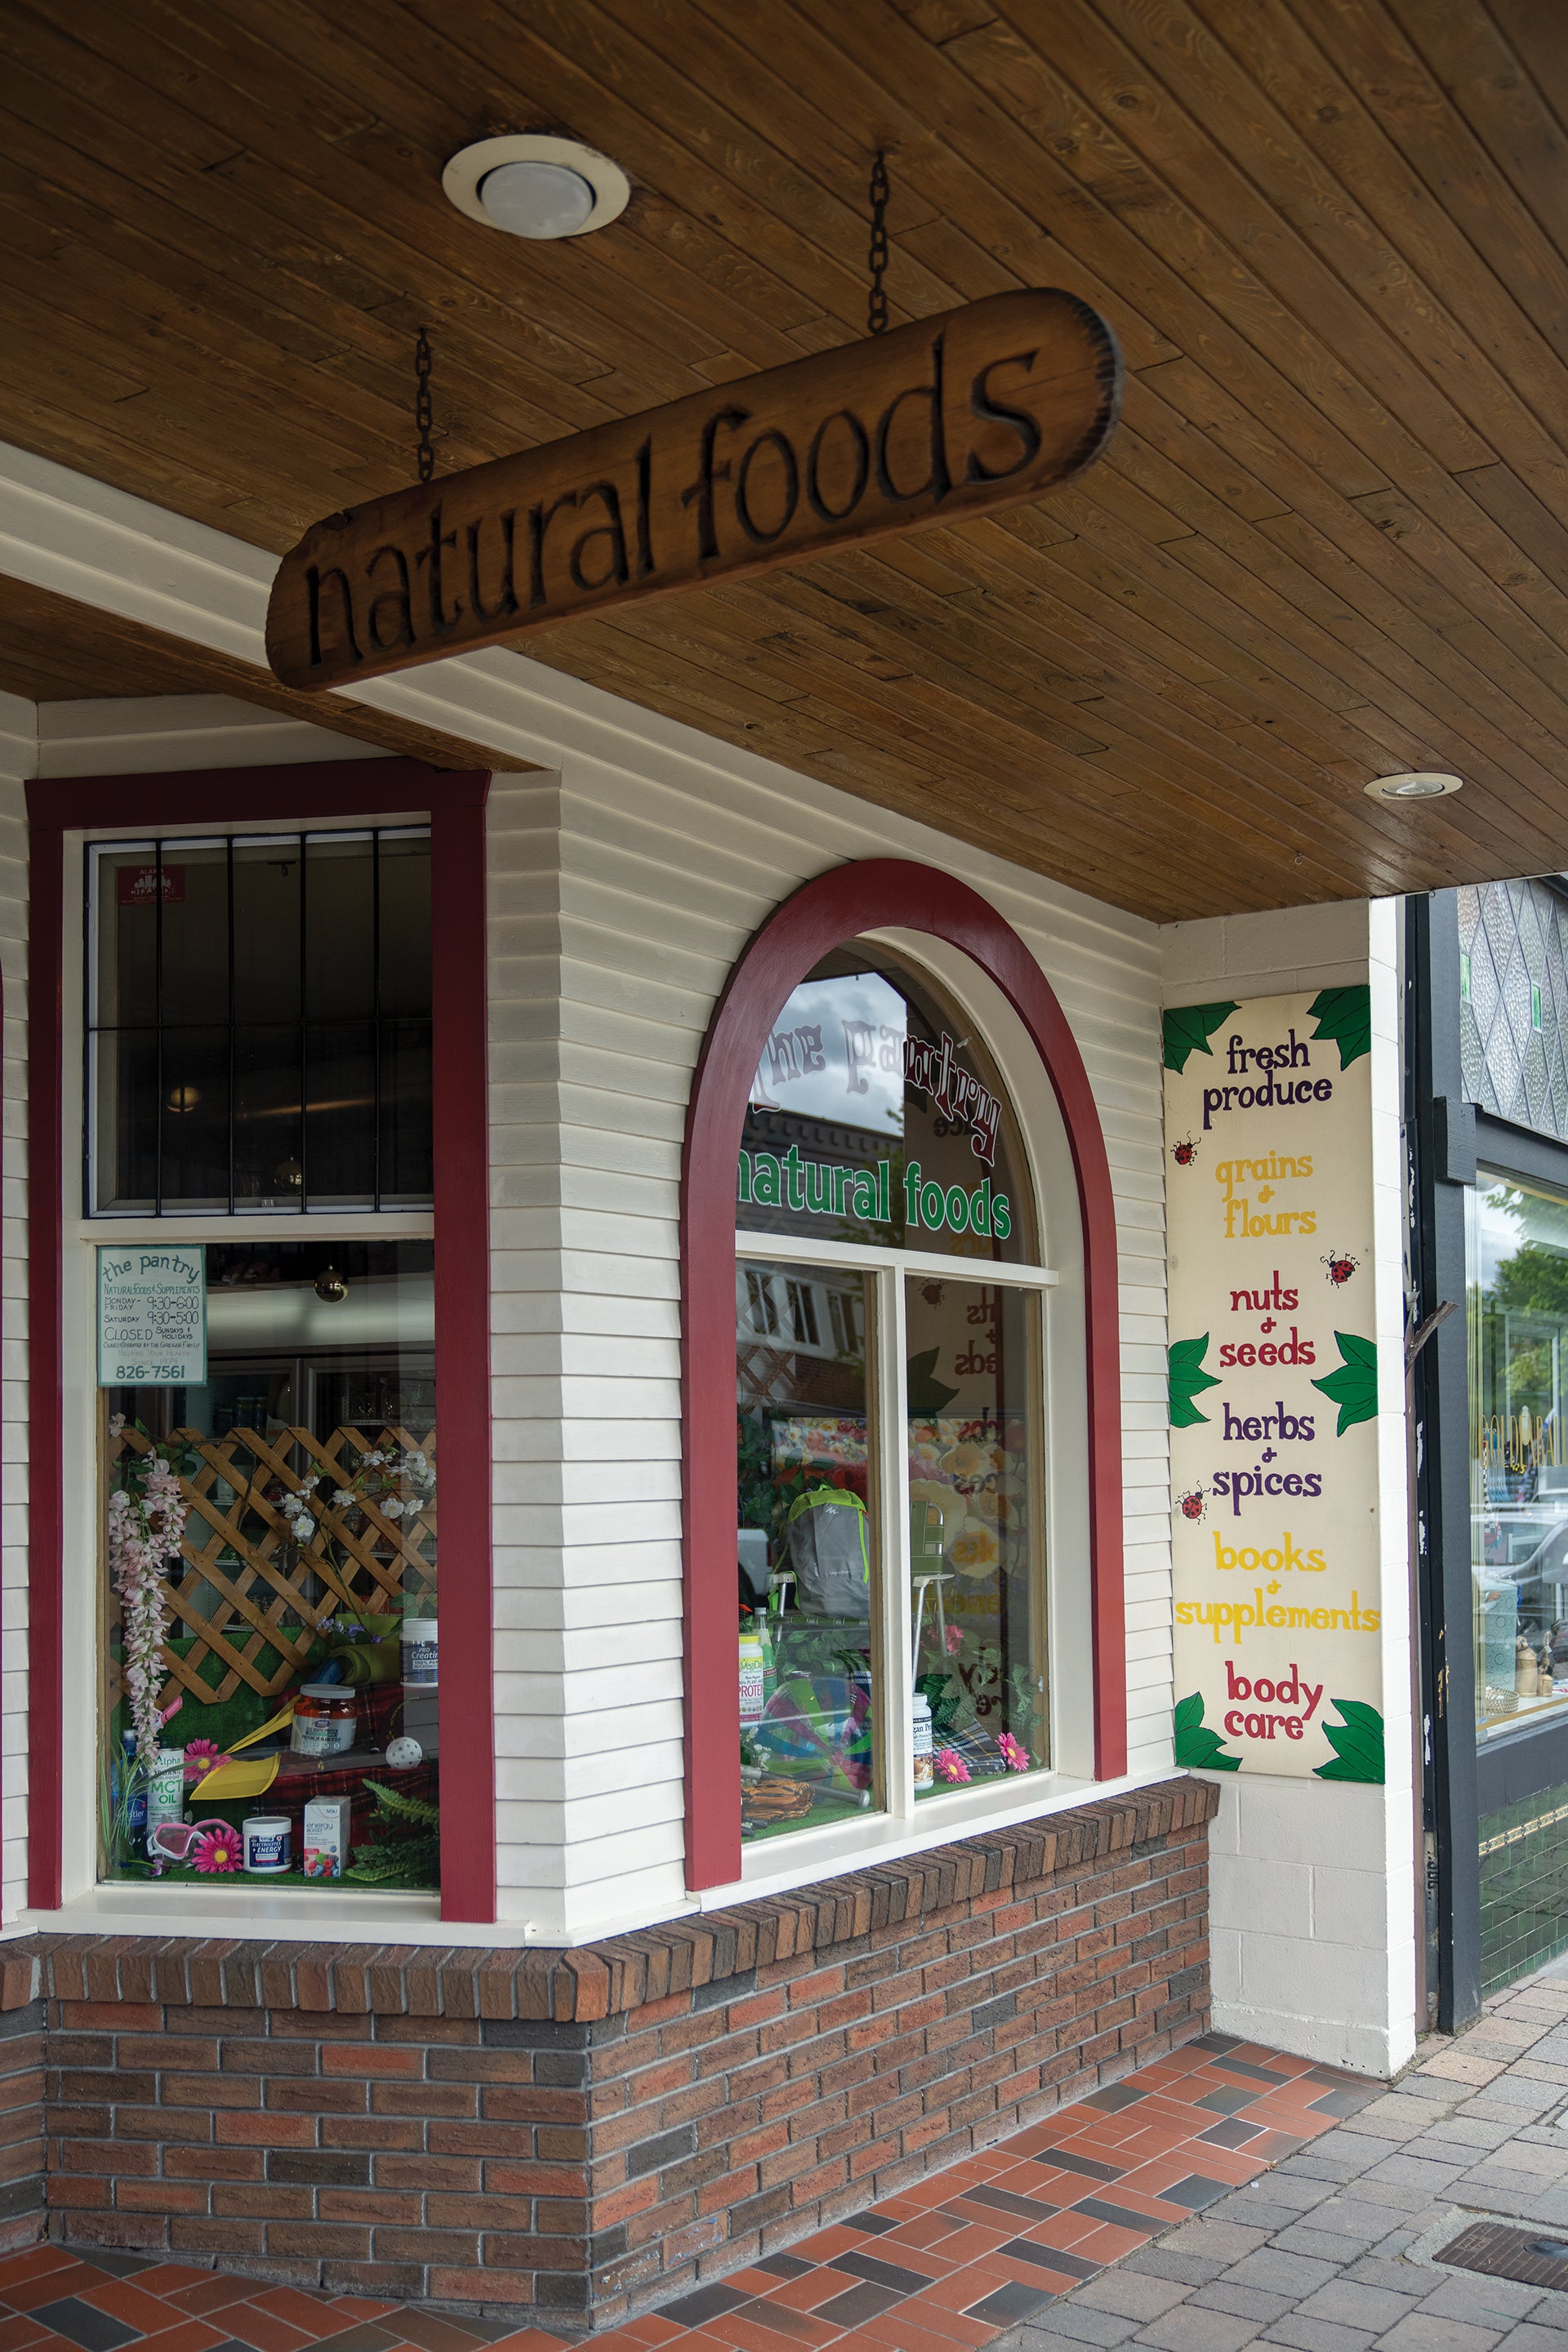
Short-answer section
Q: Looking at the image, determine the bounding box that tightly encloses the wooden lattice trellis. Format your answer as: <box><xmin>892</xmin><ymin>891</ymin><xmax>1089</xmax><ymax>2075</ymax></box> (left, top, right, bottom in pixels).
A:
<box><xmin>106</xmin><ymin>1421</ymin><xmax>436</xmax><ymax>1712</ymax></box>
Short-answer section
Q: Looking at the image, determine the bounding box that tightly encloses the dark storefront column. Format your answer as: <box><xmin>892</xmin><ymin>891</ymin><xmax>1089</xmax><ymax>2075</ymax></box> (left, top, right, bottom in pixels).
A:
<box><xmin>1406</xmin><ymin>892</ymin><xmax>1481</xmax><ymax>2033</ymax></box>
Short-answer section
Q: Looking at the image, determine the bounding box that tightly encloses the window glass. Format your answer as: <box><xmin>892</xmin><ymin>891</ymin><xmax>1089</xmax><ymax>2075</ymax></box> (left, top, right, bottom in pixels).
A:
<box><xmin>908</xmin><ymin>1276</ymin><xmax>1045</xmax><ymax>1791</ymax></box>
<box><xmin>1469</xmin><ymin>1173</ymin><xmax>1568</xmax><ymax>1740</ymax></box>
<box><xmin>737</xmin><ymin>1257</ymin><xmax>879</xmax><ymax>1842</ymax></box>
<box><xmin>733</xmin><ymin>940</ymin><xmax>1058</xmax><ymax>1857</ymax></box>
<box><xmin>88</xmin><ymin>831</ymin><xmax>431</xmax><ymax>1214</ymax></box>
<box><xmin>738</xmin><ymin>944</ymin><xmax>1034</xmax><ymax>1263</ymax></box>
<box><xmin>102</xmin><ymin>1241</ymin><xmax>440</xmax><ymax>1891</ymax></box>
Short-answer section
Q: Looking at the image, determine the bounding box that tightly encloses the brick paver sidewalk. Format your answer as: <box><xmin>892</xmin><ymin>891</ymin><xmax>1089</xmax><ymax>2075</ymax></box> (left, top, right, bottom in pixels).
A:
<box><xmin>997</xmin><ymin>1965</ymin><xmax>1568</xmax><ymax>2349</ymax></box>
<box><xmin>0</xmin><ymin>2032</ymin><xmax>1359</xmax><ymax>2352</ymax></box>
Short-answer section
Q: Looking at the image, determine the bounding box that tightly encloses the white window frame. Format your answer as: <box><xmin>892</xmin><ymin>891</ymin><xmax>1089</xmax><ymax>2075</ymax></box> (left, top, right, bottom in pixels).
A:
<box><xmin>726</xmin><ymin>919</ymin><xmax>1111</xmax><ymax>1897</ymax></box>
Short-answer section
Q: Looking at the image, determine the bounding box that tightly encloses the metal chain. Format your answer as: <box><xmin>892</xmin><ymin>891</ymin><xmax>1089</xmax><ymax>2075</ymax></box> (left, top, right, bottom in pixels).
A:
<box><xmin>867</xmin><ymin>150</ymin><xmax>889</xmax><ymax>336</ymax></box>
<box><xmin>415</xmin><ymin>325</ymin><xmax>434</xmax><ymax>485</ymax></box>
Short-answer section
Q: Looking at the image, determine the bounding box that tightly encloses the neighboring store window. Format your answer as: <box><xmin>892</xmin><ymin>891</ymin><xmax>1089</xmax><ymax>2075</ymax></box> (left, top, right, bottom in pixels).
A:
<box><xmin>735</xmin><ymin>942</ymin><xmax>1049</xmax><ymax>1846</ymax></box>
<box><xmin>1468</xmin><ymin>1171</ymin><xmax>1568</xmax><ymax>1740</ymax></box>
<box><xmin>87</xmin><ymin>831</ymin><xmax>431</xmax><ymax>1214</ymax></box>
<box><xmin>91</xmin><ymin>831</ymin><xmax>440</xmax><ymax>1895</ymax></box>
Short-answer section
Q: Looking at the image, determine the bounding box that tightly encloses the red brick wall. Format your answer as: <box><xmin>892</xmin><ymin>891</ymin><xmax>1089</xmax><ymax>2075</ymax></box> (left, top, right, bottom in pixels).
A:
<box><xmin>4</xmin><ymin>1777</ymin><xmax>1217</xmax><ymax>2331</ymax></box>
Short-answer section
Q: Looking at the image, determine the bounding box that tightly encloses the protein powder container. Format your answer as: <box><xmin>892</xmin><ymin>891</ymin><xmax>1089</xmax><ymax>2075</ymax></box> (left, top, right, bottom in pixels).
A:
<box><xmin>400</xmin><ymin>1615</ymin><xmax>439</xmax><ymax>1686</ymax></box>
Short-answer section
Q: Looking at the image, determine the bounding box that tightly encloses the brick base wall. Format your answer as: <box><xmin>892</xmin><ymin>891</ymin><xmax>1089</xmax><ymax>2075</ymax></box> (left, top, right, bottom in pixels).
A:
<box><xmin>1</xmin><ymin>1777</ymin><xmax>1217</xmax><ymax>2332</ymax></box>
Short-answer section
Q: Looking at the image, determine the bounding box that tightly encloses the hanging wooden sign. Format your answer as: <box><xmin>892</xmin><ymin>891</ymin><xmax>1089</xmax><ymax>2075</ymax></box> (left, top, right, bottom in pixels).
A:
<box><xmin>265</xmin><ymin>287</ymin><xmax>1120</xmax><ymax>692</ymax></box>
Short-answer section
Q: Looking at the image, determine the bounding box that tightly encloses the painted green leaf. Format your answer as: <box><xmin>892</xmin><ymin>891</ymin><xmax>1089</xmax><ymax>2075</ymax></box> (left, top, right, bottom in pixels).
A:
<box><xmin>1174</xmin><ymin>1690</ymin><xmax>1241</xmax><ymax>1772</ymax></box>
<box><xmin>907</xmin><ymin>1347</ymin><xmax>960</xmax><ymax>1414</ymax></box>
<box><xmin>1169</xmin><ymin>1334</ymin><xmax>1222</xmax><ymax>1428</ymax></box>
<box><xmin>1163</xmin><ymin>1000</ymin><xmax>1240</xmax><ymax>1073</ymax></box>
<box><xmin>1307</xmin><ymin>984</ymin><xmax>1372</xmax><ymax>1070</ymax></box>
<box><xmin>1314</xmin><ymin>1699</ymin><xmax>1385</xmax><ymax>1784</ymax></box>
<box><xmin>1310</xmin><ymin>1331</ymin><xmax>1379</xmax><ymax>1434</ymax></box>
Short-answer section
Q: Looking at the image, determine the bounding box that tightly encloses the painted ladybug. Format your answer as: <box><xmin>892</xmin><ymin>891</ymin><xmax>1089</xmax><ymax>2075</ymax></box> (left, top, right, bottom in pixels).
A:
<box><xmin>1170</xmin><ymin>1136</ymin><xmax>1198</xmax><ymax>1167</ymax></box>
<box><xmin>1177</xmin><ymin>1486</ymin><xmax>1206</xmax><ymax>1523</ymax></box>
<box><xmin>1322</xmin><ymin>1249</ymin><xmax>1359</xmax><ymax>1287</ymax></box>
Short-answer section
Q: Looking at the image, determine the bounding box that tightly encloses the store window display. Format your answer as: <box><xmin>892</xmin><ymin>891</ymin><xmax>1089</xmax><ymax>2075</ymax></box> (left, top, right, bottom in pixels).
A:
<box><xmin>1469</xmin><ymin>1171</ymin><xmax>1568</xmax><ymax>1740</ymax></box>
<box><xmin>90</xmin><ymin>832</ymin><xmax>441</xmax><ymax>1891</ymax></box>
<box><xmin>735</xmin><ymin>942</ymin><xmax>1049</xmax><ymax>1844</ymax></box>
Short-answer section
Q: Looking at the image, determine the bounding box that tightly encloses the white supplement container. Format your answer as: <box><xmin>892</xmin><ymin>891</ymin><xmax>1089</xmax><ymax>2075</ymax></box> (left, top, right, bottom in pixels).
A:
<box><xmin>912</xmin><ymin>1694</ymin><xmax>933</xmax><ymax>1788</ymax></box>
<box><xmin>400</xmin><ymin>1615</ymin><xmax>439</xmax><ymax>1686</ymax></box>
<box><xmin>144</xmin><ymin>1748</ymin><xmax>186</xmax><ymax>1855</ymax></box>
<box><xmin>243</xmin><ymin>1815</ymin><xmax>292</xmax><ymax>1873</ymax></box>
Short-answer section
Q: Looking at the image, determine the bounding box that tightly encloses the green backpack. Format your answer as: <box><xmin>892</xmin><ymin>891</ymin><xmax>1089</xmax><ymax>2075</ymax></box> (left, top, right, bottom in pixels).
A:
<box><xmin>784</xmin><ymin>1486</ymin><xmax>871</xmax><ymax>1620</ymax></box>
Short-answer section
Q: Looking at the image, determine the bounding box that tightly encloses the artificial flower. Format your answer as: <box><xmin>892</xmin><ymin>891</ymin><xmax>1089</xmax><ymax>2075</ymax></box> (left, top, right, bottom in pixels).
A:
<box><xmin>997</xmin><ymin>1732</ymin><xmax>1030</xmax><ymax>1773</ymax></box>
<box><xmin>182</xmin><ymin>1738</ymin><xmax>227</xmax><ymax>1780</ymax></box>
<box><xmin>190</xmin><ymin>1827</ymin><xmax>242</xmax><ymax>1874</ymax></box>
<box><xmin>108</xmin><ymin>1448</ymin><xmax>189</xmax><ymax>1763</ymax></box>
<box><xmin>945</xmin><ymin>1625</ymin><xmax>964</xmax><ymax>1655</ymax></box>
<box><xmin>934</xmin><ymin>1747</ymin><xmax>971</xmax><ymax>1784</ymax></box>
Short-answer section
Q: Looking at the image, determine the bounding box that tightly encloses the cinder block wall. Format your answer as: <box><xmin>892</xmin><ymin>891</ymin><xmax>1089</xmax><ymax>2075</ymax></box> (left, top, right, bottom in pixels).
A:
<box><xmin>7</xmin><ymin>1780</ymin><xmax>1216</xmax><ymax>2329</ymax></box>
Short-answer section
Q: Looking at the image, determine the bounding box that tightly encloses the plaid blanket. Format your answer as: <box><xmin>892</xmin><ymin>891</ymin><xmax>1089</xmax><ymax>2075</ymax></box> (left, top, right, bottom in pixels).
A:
<box><xmin>196</xmin><ymin>1680</ymin><xmax>439</xmax><ymax>1839</ymax></box>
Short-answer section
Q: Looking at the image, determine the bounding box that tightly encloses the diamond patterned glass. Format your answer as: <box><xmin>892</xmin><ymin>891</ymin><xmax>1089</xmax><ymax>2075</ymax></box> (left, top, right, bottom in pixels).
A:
<box><xmin>1463</xmin><ymin>880</ymin><xmax>1568</xmax><ymax>1141</ymax></box>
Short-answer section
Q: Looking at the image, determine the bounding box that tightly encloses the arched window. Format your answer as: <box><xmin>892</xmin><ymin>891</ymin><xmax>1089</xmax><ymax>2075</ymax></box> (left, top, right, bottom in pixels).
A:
<box><xmin>682</xmin><ymin>861</ymin><xmax>1125</xmax><ymax>1891</ymax></box>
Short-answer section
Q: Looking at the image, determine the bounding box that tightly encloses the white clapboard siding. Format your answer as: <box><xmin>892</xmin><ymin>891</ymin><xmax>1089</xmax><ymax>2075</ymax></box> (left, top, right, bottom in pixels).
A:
<box><xmin>1</xmin><ymin>675</ymin><xmax>1170</xmax><ymax>1942</ymax></box>
<box><xmin>0</xmin><ymin>692</ymin><xmax>31</xmax><ymax>1921</ymax></box>
<box><xmin>37</xmin><ymin>695</ymin><xmax>389</xmax><ymax>776</ymax></box>
<box><xmin>487</xmin><ymin>732</ymin><xmax>1168</xmax><ymax>1944</ymax></box>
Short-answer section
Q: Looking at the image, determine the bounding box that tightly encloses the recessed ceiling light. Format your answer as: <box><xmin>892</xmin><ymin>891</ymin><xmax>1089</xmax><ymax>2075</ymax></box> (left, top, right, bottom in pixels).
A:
<box><xmin>443</xmin><ymin>136</ymin><xmax>630</xmax><ymax>240</ymax></box>
<box><xmin>1364</xmin><ymin>770</ymin><xmax>1463</xmax><ymax>802</ymax></box>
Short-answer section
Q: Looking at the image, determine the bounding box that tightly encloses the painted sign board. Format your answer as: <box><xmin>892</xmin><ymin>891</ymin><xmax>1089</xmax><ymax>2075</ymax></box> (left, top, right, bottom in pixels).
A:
<box><xmin>1164</xmin><ymin>988</ymin><xmax>1384</xmax><ymax>1784</ymax></box>
<box><xmin>98</xmin><ymin>1245</ymin><xmax>207</xmax><ymax>1388</ymax></box>
<box><xmin>266</xmin><ymin>288</ymin><xmax>1121</xmax><ymax>691</ymax></box>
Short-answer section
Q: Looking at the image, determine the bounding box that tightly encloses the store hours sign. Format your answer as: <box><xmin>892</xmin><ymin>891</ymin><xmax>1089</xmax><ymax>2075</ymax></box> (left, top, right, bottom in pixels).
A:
<box><xmin>98</xmin><ymin>1246</ymin><xmax>207</xmax><ymax>1388</ymax></box>
<box><xmin>1165</xmin><ymin>988</ymin><xmax>1384</xmax><ymax>1784</ymax></box>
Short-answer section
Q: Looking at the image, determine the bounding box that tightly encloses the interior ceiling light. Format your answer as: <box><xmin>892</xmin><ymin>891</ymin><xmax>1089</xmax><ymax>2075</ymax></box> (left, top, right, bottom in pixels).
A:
<box><xmin>1364</xmin><ymin>770</ymin><xmax>1463</xmax><ymax>801</ymax></box>
<box><xmin>443</xmin><ymin>136</ymin><xmax>630</xmax><ymax>240</ymax></box>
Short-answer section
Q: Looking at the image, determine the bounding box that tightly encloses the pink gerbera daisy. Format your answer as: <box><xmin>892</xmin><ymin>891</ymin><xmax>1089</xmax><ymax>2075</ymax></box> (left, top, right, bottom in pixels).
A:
<box><xmin>997</xmin><ymin>1731</ymin><xmax>1030</xmax><ymax>1773</ymax></box>
<box><xmin>934</xmin><ymin>1747</ymin><xmax>971</xmax><ymax>1784</ymax></box>
<box><xmin>183</xmin><ymin>1738</ymin><xmax>228</xmax><ymax>1780</ymax></box>
<box><xmin>190</xmin><ymin>1828</ymin><xmax>242</xmax><ymax>1874</ymax></box>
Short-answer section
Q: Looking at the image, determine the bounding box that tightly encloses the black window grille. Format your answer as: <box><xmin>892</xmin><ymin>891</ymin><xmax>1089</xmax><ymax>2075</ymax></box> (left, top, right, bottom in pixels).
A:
<box><xmin>87</xmin><ymin>829</ymin><xmax>432</xmax><ymax>1214</ymax></box>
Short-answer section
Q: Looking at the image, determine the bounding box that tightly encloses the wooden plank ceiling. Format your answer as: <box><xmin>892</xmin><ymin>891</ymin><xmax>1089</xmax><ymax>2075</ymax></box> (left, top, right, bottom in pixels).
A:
<box><xmin>1</xmin><ymin>0</ymin><xmax>1567</xmax><ymax>920</ymax></box>
<box><xmin>0</xmin><ymin>574</ymin><xmax>510</xmax><ymax>769</ymax></box>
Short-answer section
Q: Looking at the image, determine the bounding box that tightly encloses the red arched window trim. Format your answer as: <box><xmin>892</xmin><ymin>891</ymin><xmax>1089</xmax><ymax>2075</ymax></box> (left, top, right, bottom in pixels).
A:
<box><xmin>680</xmin><ymin>858</ymin><xmax>1126</xmax><ymax>1891</ymax></box>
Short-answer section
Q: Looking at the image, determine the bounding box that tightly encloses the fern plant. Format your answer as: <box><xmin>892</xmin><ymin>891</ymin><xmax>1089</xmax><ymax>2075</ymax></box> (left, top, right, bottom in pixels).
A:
<box><xmin>345</xmin><ymin>1776</ymin><xmax>441</xmax><ymax>1887</ymax></box>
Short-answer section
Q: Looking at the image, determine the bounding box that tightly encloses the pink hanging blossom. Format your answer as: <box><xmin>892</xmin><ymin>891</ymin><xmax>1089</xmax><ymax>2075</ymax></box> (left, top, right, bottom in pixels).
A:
<box><xmin>934</xmin><ymin>1747</ymin><xmax>971</xmax><ymax>1784</ymax></box>
<box><xmin>997</xmin><ymin>1731</ymin><xmax>1030</xmax><ymax>1774</ymax></box>
<box><xmin>944</xmin><ymin>1626</ymin><xmax>963</xmax><ymax>1655</ymax></box>
<box><xmin>108</xmin><ymin>1449</ymin><xmax>189</xmax><ymax>1765</ymax></box>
